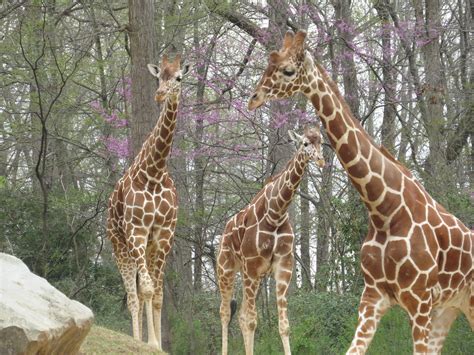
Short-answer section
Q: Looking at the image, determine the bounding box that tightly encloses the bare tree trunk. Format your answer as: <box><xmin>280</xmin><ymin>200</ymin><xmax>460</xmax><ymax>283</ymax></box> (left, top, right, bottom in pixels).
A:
<box><xmin>192</xmin><ymin>44</ymin><xmax>205</xmax><ymax>292</ymax></box>
<box><xmin>299</xmin><ymin>175</ymin><xmax>312</xmax><ymax>290</ymax></box>
<box><xmin>332</xmin><ymin>0</ymin><xmax>360</xmax><ymax>119</ymax></box>
<box><xmin>128</xmin><ymin>0</ymin><xmax>159</xmax><ymax>157</ymax></box>
<box><xmin>375</xmin><ymin>0</ymin><xmax>397</xmax><ymax>153</ymax></box>
<box><xmin>315</xmin><ymin>160</ymin><xmax>332</xmax><ymax>291</ymax></box>
<box><xmin>446</xmin><ymin>0</ymin><xmax>474</xmax><ymax>166</ymax></box>
<box><xmin>413</xmin><ymin>0</ymin><xmax>445</xmax><ymax>177</ymax></box>
<box><xmin>398</xmin><ymin>67</ymin><xmax>411</xmax><ymax>161</ymax></box>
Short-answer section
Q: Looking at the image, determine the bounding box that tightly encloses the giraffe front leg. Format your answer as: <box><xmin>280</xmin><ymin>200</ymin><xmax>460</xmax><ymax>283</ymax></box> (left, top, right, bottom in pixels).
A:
<box><xmin>152</xmin><ymin>273</ymin><xmax>164</xmax><ymax>351</ymax></box>
<box><xmin>462</xmin><ymin>282</ymin><xmax>474</xmax><ymax>330</ymax></box>
<box><xmin>127</xmin><ymin>229</ymin><xmax>159</xmax><ymax>349</ymax></box>
<box><xmin>239</xmin><ymin>273</ymin><xmax>261</xmax><ymax>355</ymax></box>
<box><xmin>346</xmin><ymin>287</ymin><xmax>390</xmax><ymax>354</ymax></box>
<box><xmin>150</xmin><ymin>227</ymin><xmax>174</xmax><ymax>352</ymax></box>
<box><xmin>217</xmin><ymin>246</ymin><xmax>237</xmax><ymax>355</ymax></box>
<box><xmin>427</xmin><ymin>307</ymin><xmax>459</xmax><ymax>354</ymax></box>
<box><xmin>274</xmin><ymin>253</ymin><xmax>293</xmax><ymax>355</ymax></box>
<box><xmin>151</xmin><ymin>256</ymin><xmax>166</xmax><ymax>352</ymax></box>
<box><xmin>402</xmin><ymin>290</ymin><xmax>433</xmax><ymax>354</ymax></box>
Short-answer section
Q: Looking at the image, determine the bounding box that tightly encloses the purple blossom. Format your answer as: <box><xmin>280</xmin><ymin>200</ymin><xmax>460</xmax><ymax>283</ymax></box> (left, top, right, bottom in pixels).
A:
<box><xmin>103</xmin><ymin>136</ymin><xmax>130</xmax><ymax>159</ymax></box>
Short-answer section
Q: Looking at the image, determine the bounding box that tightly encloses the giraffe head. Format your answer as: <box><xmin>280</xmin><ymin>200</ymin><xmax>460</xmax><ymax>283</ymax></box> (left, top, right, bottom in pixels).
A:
<box><xmin>288</xmin><ymin>126</ymin><xmax>325</xmax><ymax>167</ymax></box>
<box><xmin>147</xmin><ymin>54</ymin><xmax>191</xmax><ymax>103</ymax></box>
<box><xmin>248</xmin><ymin>30</ymin><xmax>313</xmax><ymax>110</ymax></box>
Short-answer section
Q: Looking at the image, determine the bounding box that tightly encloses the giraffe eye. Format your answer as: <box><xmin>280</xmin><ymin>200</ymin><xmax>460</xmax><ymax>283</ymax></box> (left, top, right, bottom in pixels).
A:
<box><xmin>283</xmin><ymin>68</ymin><xmax>295</xmax><ymax>76</ymax></box>
<box><xmin>304</xmin><ymin>142</ymin><xmax>308</xmax><ymax>147</ymax></box>
<box><xmin>176</xmin><ymin>76</ymin><xmax>182</xmax><ymax>82</ymax></box>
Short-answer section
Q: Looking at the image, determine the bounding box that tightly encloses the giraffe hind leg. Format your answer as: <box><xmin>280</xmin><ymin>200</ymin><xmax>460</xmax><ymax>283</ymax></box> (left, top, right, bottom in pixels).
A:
<box><xmin>239</xmin><ymin>273</ymin><xmax>261</xmax><ymax>355</ymax></box>
<box><xmin>274</xmin><ymin>253</ymin><xmax>293</xmax><ymax>355</ymax></box>
<box><xmin>113</xmin><ymin>246</ymin><xmax>141</xmax><ymax>341</ymax></box>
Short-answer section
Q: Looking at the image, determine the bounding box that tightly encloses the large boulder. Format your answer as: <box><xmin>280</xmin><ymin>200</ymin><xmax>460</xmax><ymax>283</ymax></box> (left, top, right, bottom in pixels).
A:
<box><xmin>0</xmin><ymin>253</ymin><xmax>94</xmax><ymax>354</ymax></box>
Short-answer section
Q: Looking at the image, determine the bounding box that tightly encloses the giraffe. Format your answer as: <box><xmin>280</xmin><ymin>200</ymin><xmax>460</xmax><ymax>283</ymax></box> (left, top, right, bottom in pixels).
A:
<box><xmin>107</xmin><ymin>54</ymin><xmax>190</xmax><ymax>350</ymax></box>
<box><xmin>248</xmin><ymin>30</ymin><xmax>473</xmax><ymax>354</ymax></box>
<box><xmin>217</xmin><ymin>126</ymin><xmax>325</xmax><ymax>355</ymax></box>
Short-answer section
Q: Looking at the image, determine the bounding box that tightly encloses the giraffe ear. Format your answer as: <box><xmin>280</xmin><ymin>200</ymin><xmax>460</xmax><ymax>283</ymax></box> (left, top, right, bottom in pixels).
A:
<box><xmin>282</xmin><ymin>31</ymin><xmax>295</xmax><ymax>50</ymax></box>
<box><xmin>288</xmin><ymin>130</ymin><xmax>303</xmax><ymax>144</ymax></box>
<box><xmin>147</xmin><ymin>64</ymin><xmax>160</xmax><ymax>78</ymax></box>
<box><xmin>293</xmin><ymin>30</ymin><xmax>307</xmax><ymax>49</ymax></box>
<box><xmin>182</xmin><ymin>62</ymin><xmax>192</xmax><ymax>76</ymax></box>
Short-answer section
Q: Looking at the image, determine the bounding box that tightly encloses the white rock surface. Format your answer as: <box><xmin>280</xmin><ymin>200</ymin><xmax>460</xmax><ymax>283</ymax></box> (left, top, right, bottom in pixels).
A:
<box><xmin>0</xmin><ymin>253</ymin><xmax>94</xmax><ymax>354</ymax></box>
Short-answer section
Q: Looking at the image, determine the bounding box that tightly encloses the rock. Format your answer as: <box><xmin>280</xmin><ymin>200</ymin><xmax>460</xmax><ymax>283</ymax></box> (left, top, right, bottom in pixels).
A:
<box><xmin>0</xmin><ymin>253</ymin><xmax>94</xmax><ymax>355</ymax></box>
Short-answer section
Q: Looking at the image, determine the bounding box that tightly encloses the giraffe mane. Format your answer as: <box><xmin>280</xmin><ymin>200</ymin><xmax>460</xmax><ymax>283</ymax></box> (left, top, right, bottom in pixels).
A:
<box><xmin>379</xmin><ymin>145</ymin><xmax>413</xmax><ymax>177</ymax></box>
<box><xmin>160</xmin><ymin>54</ymin><xmax>181</xmax><ymax>81</ymax></box>
<box><xmin>315</xmin><ymin>62</ymin><xmax>354</xmax><ymax>118</ymax></box>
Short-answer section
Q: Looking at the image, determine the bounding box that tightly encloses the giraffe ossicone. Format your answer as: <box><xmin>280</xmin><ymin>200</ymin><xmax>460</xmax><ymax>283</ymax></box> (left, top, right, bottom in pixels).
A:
<box><xmin>249</xmin><ymin>30</ymin><xmax>473</xmax><ymax>355</ymax></box>
<box><xmin>217</xmin><ymin>125</ymin><xmax>324</xmax><ymax>355</ymax></box>
<box><xmin>107</xmin><ymin>54</ymin><xmax>188</xmax><ymax>350</ymax></box>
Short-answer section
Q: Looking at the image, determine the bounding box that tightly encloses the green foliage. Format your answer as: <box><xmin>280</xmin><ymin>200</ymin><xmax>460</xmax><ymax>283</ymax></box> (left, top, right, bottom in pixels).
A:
<box><xmin>169</xmin><ymin>292</ymin><xmax>222</xmax><ymax>355</ymax></box>
<box><xmin>275</xmin><ymin>291</ymin><xmax>358</xmax><ymax>354</ymax></box>
<box><xmin>166</xmin><ymin>290</ymin><xmax>473</xmax><ymax>355</ymax></box>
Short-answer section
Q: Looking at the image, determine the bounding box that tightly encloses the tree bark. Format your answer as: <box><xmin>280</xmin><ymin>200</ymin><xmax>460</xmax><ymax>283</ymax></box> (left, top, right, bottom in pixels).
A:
<box><xmin>332</xmin><ymin>0</ymin><xmax>360</xmax><ymax>119</ymax></box>
<box><xmin>375</xmin><ymin>0</ymin><xmax>397</xmax><ymax>153</ymax></box>
<box><xmin>413</xmin><ymin>0</ymin><xmax>445</xmax><ymax>177</ymax></box>
<box><xmin>299</xmin><ymin>175</ymin><xmax>312</xmax><ymax>289</ymax></box>
<box><xmin>128</xmin><ymin>0</ymin><xmax>159</xmax><ymax>157</ymax></box>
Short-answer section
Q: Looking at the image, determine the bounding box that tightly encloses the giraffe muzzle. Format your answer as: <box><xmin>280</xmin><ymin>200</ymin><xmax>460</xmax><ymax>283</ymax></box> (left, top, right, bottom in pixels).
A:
<box><xmin>248</xmin><ymin>92</ymin><xmax>264</xmax><ymax>110</ymax></box>
<box><xmin>155</xmin><ymin>91</ymin><xmax>166</xmax><ymax>103</ymax></box>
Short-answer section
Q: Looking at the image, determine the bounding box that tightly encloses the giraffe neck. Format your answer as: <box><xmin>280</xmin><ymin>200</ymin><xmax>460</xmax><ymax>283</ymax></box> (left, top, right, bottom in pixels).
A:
<box><xmin>266</xmin><ymin>150</ymin><xmax>309</xmax><ymax>225</ymax></box>
<box><xmin>134</xmin><ymin>93</ymin><xmax>179</xmax><ymax>181</ymax></box>
<box><xmin>304</xmin><ymin>61</ymin><xmax>412</xmax><ymax>228</ymax></box>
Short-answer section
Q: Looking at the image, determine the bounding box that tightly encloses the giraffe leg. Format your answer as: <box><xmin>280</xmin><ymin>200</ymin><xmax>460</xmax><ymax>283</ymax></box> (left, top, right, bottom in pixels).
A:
<box><xmin>427</xmin><ymin>307</ymin><xmax>459</xmax><ymax>354</ymax></box>
<box><xmin>127</xmin><ymin>229</ymin><xmax>159</xmax><ymax>349</ymax></box>
<box><xmin>149</xmin><ymin>227</ymin><xmax>174</xmax><ymax>351</ymax></box>
<box><xmin>346</xmin><ymin>287</ymin><xmax>390</xmax><ymax>354</ymax></box>
<box><xmin>274</xmin><ymin>253</ymin><xmax>293</xmax><ymax>355</ymax></box>
<box><xmin>462</xmin><ymin>283</ymin><xmax>474</xmax><ymax>330</ymax></box>
<box><xmin>150</xmin><ymin>253</ymin><xmax>166</xmax><ymax>352</ymax></box>
<box><xmin>109</xmin><ymin>234</ymin><xmax>141</xmax><ymax>341</ymax></box>
<box><xmin>403</xmin><ymin>290</ymin><xmax>432</xmax><ymax>355</ymax></box>
<box><xmin>138</xmin><ymin>292</ymin><xmax>144</xmax><ymax>340</ymax></box>
<box><xmin>239</xmin><ymin>273</ymin><xmax>261</xmax><ymax>355</ymax></box>
<box><xmin>115</xmin><ymin>252</ymin><xmax>141</xmax><ymax>340</ymax></box>
<box><xmin>217</xmin><ymin>245</ymin><xmax>237</xmax><ymax>355</ymax></box>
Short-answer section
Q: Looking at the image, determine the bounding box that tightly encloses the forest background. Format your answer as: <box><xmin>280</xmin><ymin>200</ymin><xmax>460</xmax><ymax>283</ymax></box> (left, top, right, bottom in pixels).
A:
<box><xmin>1</xmin><ymin>0</ymin><xmax>473</xmax><ymax>353</ymax></box>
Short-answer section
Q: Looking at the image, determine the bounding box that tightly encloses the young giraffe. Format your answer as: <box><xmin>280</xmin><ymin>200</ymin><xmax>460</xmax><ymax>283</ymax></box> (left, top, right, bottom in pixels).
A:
<box><xmin>218</xmin><ymin>126</ymin><xmax>325</xmax><ymax>355</ymax></box>
<box><xmin>248</xmin><ymin>31</ymin><xmax>473</xmax><ymax>354</ymax></box>
<box><xmin>107</xmin><ymin>55</ymin><xmax>190</xmax><ymax>350</ymax></box>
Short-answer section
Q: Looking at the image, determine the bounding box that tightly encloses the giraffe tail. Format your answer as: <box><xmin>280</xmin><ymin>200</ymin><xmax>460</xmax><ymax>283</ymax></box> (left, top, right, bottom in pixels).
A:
<box><xmin>230</xmin><ymin>299</ymin><xmax>237</xmax><ymax>322</ymax></box>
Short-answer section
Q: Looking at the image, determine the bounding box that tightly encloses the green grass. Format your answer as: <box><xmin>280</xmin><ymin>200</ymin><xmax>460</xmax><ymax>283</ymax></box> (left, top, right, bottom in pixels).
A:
<box><xmin>80</xmin><ymin>325</ymin><xmax>166</xmax><ymax>355</ymax></box>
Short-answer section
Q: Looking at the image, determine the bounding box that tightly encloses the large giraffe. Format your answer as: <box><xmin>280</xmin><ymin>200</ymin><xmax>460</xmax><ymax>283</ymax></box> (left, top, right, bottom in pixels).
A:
<box><xmin>218</xmin><ymin>126</ymin><xmax>325</xmax><ymax>355</ymax></box>
<box><xmin>248</xmin><ymin>30</ymin><xmax>473</xmax><ymax>354</ymax></box>
<box><xmin>107</xmin><ymin>55</ymin><xmax>190</xmax><ymax>350</ymax></box>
